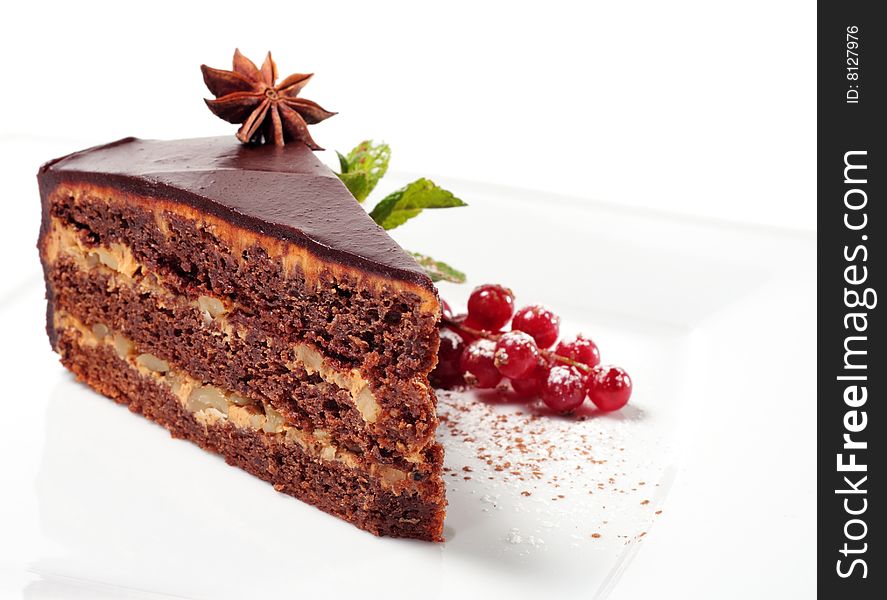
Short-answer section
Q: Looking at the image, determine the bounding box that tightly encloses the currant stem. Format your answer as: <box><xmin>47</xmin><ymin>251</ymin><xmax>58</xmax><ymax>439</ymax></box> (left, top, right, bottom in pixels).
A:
<box><xmin>440</xmin><ymin>318</ymin><xmax>593</xmax><ymax>374</ymax></box>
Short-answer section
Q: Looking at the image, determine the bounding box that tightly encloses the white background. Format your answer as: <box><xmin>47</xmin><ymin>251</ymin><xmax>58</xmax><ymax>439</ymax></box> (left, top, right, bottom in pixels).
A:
<box><xmin>1</xmin><ymin>2</ymin><xmax>816</xmax><ymax>598</ymax></box>
<box><xmin>2</xmin><ymin>0</ymin><xmax>814</xmax><ymax>230</ymax></box>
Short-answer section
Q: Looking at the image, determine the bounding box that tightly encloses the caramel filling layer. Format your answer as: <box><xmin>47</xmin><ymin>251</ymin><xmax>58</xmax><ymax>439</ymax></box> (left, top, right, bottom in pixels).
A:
<box><xmin>43</xmin><ymin>218</ymin><xmax>384</xmax><ymax>424</ymax></box>
<box><xmin>55</xmin><ymin>311</ymin><xmax>416</xmax><ymax>493</ymax></box>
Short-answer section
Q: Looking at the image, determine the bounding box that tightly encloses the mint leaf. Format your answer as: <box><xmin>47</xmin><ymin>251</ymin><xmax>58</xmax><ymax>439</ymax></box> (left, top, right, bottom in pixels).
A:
<box><xmin>348</xmin><ymin>140</ymin><xmax>390</xmax><ymax>186</ymax></box>
<box><xmin>336</xmin><ymin>151</ymin><xmax>350</xmax><ymax>173</ymax></box>
<box><xmin>369</xmin><ymin>178</ymin><xmax>466</xmax><ymax>230</ymax></box>
<box><xmin>335</xmin><ymin>140</ymin><xmax>391</xmax><ymax>202</ymax></box>
<box><xmin>338</xmin><ymin>171</ymin><xmax>372</xmax><ymax>202</ymax></box>
<box><xmin>410</xmin><ymin>252</ymin><xmax>466</xmax><ymax>283</ymax></box>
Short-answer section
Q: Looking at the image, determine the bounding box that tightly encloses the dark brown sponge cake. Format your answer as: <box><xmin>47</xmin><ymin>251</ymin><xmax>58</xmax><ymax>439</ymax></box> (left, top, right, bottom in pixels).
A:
<box><xmin>37</xmin><ymin>137</ymin><xmax>446</xmax><ymax>541</ymax></box>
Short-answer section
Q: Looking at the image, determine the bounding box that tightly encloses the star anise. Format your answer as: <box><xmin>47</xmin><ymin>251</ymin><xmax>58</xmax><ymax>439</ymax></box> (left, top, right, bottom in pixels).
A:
<box><xmin>201</xmin><ymin>49</ymin><xmax>335</xmax><ymax>150</ymax></box>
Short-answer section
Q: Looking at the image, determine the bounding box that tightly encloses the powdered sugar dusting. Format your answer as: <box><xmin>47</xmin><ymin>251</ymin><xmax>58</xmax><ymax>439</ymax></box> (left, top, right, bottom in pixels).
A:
<box><xmin>546</xmin><ymin>364</ymin><xmax>583</xmax><ymax>386</ymax></box>
<box><xmin>464</xmin><ymin>338</ymin><xmax>496</xmax><ymax>359</ymax></box>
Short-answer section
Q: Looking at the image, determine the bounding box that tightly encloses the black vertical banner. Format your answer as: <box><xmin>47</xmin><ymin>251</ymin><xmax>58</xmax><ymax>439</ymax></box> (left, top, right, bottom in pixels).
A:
<box><xmin>818</xmin><ymin>2</ymin><xmax>884</xmax><ymax>597</ymax></box>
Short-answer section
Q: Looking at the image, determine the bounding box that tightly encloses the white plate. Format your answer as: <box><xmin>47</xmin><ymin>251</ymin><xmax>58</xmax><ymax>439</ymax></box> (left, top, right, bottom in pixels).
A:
<box><xmin>0</xmin><ymin>140</ymin><xmax>815</xmax><ymax>599</ymax></box>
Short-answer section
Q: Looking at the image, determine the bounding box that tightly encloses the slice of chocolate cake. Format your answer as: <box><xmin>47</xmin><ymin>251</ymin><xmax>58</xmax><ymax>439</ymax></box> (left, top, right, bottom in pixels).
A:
<box><xmin>37</xmin><ymin>136</ymin><xmax>446</xmax><ymax>541</ymax></box>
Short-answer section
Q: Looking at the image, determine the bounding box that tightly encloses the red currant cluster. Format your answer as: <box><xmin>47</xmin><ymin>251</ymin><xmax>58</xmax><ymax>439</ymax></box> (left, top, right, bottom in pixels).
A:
<box><xmin>431</xmin><ymin>284</ymin><xmax>632</xmax><ymax>413</ymax></box>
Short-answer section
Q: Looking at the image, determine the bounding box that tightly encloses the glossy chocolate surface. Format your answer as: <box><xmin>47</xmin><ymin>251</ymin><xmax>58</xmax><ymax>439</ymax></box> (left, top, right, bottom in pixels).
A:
<box><xmin>38</xmin><ymin>137</ymin><xmax>432</xmax><ymax>289</ymax></box>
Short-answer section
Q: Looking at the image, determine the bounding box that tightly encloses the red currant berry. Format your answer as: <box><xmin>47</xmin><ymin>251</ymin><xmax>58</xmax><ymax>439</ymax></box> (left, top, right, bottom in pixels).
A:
<box><xmin>493</xmin><ymin>331</ymin><xmax>540</xmax><ymax>379</ymax></box>
<box><xmin>449</xmin><ymin>313</ymin><xmax>478</xmax><ymax>343</ymax></box>
<box><xmin>512</xmin><ymin>305</ymin><xmax>561</xmax><ymax>349</ymax></box>
<box><xmin>587</xmin><ymin>365</ymin><xmax>632</xmax><ymax>412</ymax></box>
<box><xmin>430</xmin><ymin>329</ymin><xmax>465</xmax><ymax>389</ymax></box>
<box><xmin>554</xmin><ymin>334</ymin><xmax>601</xmax><ymax>368</ymax></box>
<box><xmin>466</xmin><ymin>284</ymin><xmax>515</xmax><ymax>331</ymax></box>
<box><xmin>541</xmin><ymin>365</ymin><xmax>587</xmax><ymax>412</ymax></box>
<box><xmin>510</xmin><ymin>360</ymin><xmax>550</xmax><ymax>397</ymax></box>
<box><xmin>459</xmin><ymin>339</ymin><xmax>502</xmax><ymax>388</ymax></box>
<box><xmin>463</xmin><ymin>314</ymin><xmax>493</xmax><ymax>333</ymax></box>
<box><xmin>440</xmin><ymin>299</ymin><xmax>454</xmax><ymax>321</ymax></box>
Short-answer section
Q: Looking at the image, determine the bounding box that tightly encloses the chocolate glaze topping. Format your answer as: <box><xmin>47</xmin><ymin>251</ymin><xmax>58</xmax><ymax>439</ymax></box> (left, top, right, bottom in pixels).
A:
<box><xmin>38</xmin><ymin>137</ymin><xmax>433</xmax><ymax>290</ymax></box>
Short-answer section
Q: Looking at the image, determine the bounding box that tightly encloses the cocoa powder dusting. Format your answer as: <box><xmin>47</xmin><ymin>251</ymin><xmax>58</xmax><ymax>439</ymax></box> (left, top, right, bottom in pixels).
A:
<box><xmin>436</xmin><ymin>389</ymin><xmax>663</xmax><ymax>549</ymax></box>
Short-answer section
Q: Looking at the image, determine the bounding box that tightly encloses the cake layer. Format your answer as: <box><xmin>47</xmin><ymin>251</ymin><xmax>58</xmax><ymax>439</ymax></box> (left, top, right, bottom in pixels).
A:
<box><xmin>48</xmin><ymin>256</ymin><xmax>437</xmax><ymax>466</ymax></box>
<box><xmin>38</xmin><ymin>137</ymin><xmax>432</xmax><ymax>288</ymax></box>
<box><xmin>43</xmin><ymin>181</ymin><xmax>440</xmax><ymax>382</ymax></box>
<box><xmin>43</xmin><ymin>218</ymin><xmax>438</xmax><ymax>459</ymax></box>
<box><xmin>54</xmin><ymin>320</ymin><xmax>445</xmax><ymax>541</ymax></box>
